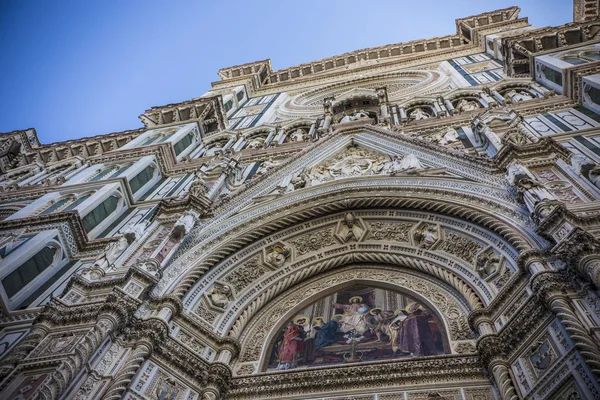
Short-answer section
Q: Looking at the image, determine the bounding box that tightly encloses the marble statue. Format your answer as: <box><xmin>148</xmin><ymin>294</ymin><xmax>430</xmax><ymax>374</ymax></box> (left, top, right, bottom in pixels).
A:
<box><xmin>92</xmin><ymin>236</ymin><xmax>129</xmax><ymax>270</ymax></box>
<box><xmin>382</xmin><ymin>156</ymin><xmax>403</xmax><ymax>175</ymax></box>
<box><xmin>409</xmin><ymin>107</ymin><xmax>429</xmax><ymax>120</ymax></box>
<box><xmin>517</xmin><ymin>177</ymin><xmax>555</xmax><ymax>213</ymax></box>
<box><xmin>266</xmin><ymin>245</ymin><xmax>291</xmax><ymax>267</ymax></box>
<box><xmin>257</xmin><ymin>157</ymin><xmax>280</xmax><ymax>175</ymax></box>
<box><xmin>339</xmin><ymin>110</ymin><xmax>370</xmax><ymax>123</ymax></box>
<box><xmin>284</xmin><ymin>172</ymin><xmax>308</xmax><ymax>193</ymax></box>
<box><xmin>208</xmin><ymin>284</ymin><xmax>232</xmax><ymax>308</ymax></box>
<box><xmin>289</xmin><ymin>129</ymin><xmax>309</xmax><ymax>142</ymax></box>
<box><xmin>438</xmin><ymin>127</ymin><xmax>459</xmax><ymax>145</ymax></box>
<box><xmin>399</xmin><ymin>154</ymin><xmax>424</xmax><ymax>172</ymax></box>
<box><xmin>456</xmin><ymin>99</ymin><xmax>480</xmax><ymax>112</ymax></box>
<box><xmin>506</xmin><ymin>163</ymin><xmax>531</xmax><ymax>185</ymax></box>
<box><xmin>414</xmin><ymin>225</ymin><xmax>438</xmax><ymax>249</ymax></box>
<box><xmin>338</xmin><ymin>212</ymin><xmax>364</xmax><ymax>242</ymax></box>
<box><xmin>589</xmin><ymin>165</ymin><xmax>600</xmax><ymax>189</ymax></box>
<box><xmin>506</xmin><ymin>89</ymin><xmax>534</xmax><ymax>102</ymax></box>
<box><xmin>476</xmin><ymin>252</ymin><xmax>503</xmax><ymax>278</ymax></box>
<box><xmin>247</xmin><ymin>137</ymin><xmax>265</xmax><ymax>149</ymax></box>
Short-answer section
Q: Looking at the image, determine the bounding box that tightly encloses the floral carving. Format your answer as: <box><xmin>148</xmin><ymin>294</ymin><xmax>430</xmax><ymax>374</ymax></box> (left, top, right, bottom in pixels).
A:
<box><xmin>223</xmin><ymin>257</ymin><xmax>266</xmax><ymax>291</ymax></box>
<box><xmin>440</xmin><ymin>232</ymin><xmax>482</xmax><ymax>263</ymax></box>
<box><xmin>367</xmin><ymin>221</ymin><xmax>412</xmax><ymax>242</ymax></box>
<box><xmin>289</xmin><ymin>229</ymin><xmax>336</xmax><ymax>255</ymax></box>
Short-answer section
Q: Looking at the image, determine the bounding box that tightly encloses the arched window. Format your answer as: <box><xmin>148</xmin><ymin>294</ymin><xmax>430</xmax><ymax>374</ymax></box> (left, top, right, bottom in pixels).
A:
<box><xmin>584</xmin><ymin>51</ymin><xmax>600</xmax><ymax>61</ymax></box>
<box><xmin>2</xmin><ymin>245</ymin><xmax>57</xmax><ymax>298</ymax></box>
<box><xmin>82</xmin><ymin>195</ymin><xmax>119</xmax><ymax>233</ymax></box>
<box><xmin>173</xmin><ymin>133</ymin><xmax>194</xmax><ymax>155</ymax></box>
<box><xmin>540</xmin><ymin>65</ymin><xmax>562</xmax><ymax>86</ymax></box>
<box><xmin>64</xmin><ymin>194</ymin><xmax>92</xmax><ymax>211</ymax></box>
<box><xmin>562</xmin><ymin>56</ymin><xmax>587</xmax><ymax>65</ymax></box>
<box><xmin>40</xmin><ymin>197</ymin><xmax>71</xmax><ymax>215</ymax></box>
<box><xmin>129</xmin><ymin>165</ymin><xmax>155</xmax><ymax>194</ymax></box>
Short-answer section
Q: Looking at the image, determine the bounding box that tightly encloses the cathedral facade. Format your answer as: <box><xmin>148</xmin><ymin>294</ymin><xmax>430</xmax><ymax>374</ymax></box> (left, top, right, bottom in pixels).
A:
<box><xmin>1</xmin><ymin>4</ymin><xmax>600</xmax><ymax>400</ymax></box>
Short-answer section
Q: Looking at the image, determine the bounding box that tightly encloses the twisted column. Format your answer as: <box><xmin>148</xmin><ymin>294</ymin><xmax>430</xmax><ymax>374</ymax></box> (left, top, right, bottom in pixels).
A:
<box><xmin>470</xmin><ymin>311</ymin><xmax>519</xmax><ymax>400</ymax></box>
<box><xmin>0</xmin><ymin>326</ymin><xmax>49</xmax><ymax>382</ymax></box>
<box><xmin>548</xmin><ymin>296</ymin><xmax>600</xmax><ymax>377</ymax></box>
<box><xmin>530</xmin><ymin>269</ymin><xmax>600</xmax><ymax>381</ymax></box>
<box><xmin>102</xmin><ymin>340</ymin><xmax>152</xmax><ymax>400</ymax></box>
<box><xmin>34</xmin><ymin>317</ymin><xmax>114</xmax><ymax>400</ymax></box>
<box><xmin>490</xmin><ymin>360</ymin><xmax>519</xmax><ymax>400</ymax></box>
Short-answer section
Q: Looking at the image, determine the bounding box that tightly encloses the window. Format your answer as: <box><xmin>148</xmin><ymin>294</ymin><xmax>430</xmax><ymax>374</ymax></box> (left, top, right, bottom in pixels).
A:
<box><xmin>2</xmin><ymin>245</ymin><xmax>57</xmax><ymax>298</ymax></box>
<box><xmin>224</xmin><ymin>100</ymin><xmax>233</xmax><ymax>112</ymax></box>
<box><xmin>587</xmin><ymin>85</ymin><xmax>600</xmax><ymax>106</ymax></box>
<box><xmin>540</xmin><ymin>65</ymin><xmax>563</xmax><ymax>86</ymax></box>
<box><xmin>64</xmin><ymin>194</ymin><xmax>91</xmax><ymax>211</ymax></box>
<box><xmin>563</xmin><ymin>56</ymin><xmax>587</xmax><ymax>65</ymax></box>
<box><xmin>236</xmin><ymin>91</ymin><xmax>244</xmax><ymax>101</ymax></box>
<box><xmin>82</xmin><ymin>195</ymin><xmax>119</xmax><ymax>233</ymax></box>
<box><xmin>129</xmin><ymin>166</ymin><xmax>155</xmax><ymax>194</ymax></box>
<box><xmin>40</xmin><ymin>198</ymin><xmax>71</xmax><ymax>215</ymax></box>
<box><xmin>584</xmin><ymin>52</ymin><xmax>600</xmax><ymax>61</ymax></box>
<box><xmin>173</xmin><ymin>133</ymin><xmax>194</xmax><ymax>155</ymax></box>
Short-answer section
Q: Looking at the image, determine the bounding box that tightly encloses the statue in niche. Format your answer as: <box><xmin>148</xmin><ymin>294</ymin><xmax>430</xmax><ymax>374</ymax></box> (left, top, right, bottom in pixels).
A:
<box><xmin>92</xmin><ymin>236</ymin><xmax>129</xmax><ymax>270</ymax></box>
<box><xmin>506</xmin><ymin>89</ymin><xmax>534</xmax><ymax>102</ymax></box>
<box><xmin>517</xmin><ymin>177</ymin><xmax>555</xmax><ymax>213</ymax></box>
<box><xmin>398</xmin><ymin>154</ymin><xmax>424</xmax><ymax>172</ymax></box>
<box><xmin>409</xmin><ymin>107</ymin><xmax>429</xmax><ymax>120</ymax></box>
<box><xmin>246</xmin><ymin>137</ymin><xmax>265</xmax><ymax>149</ymax></box>
<box><xmin>266</xmin><ymin>245</ymin><xmax>291</xmax><ymax>268</ymax></box>
<box><xmin>456</xmin><ymin>99</ymin><xmax>480</xmax><ymax>112</ymax></box>
<box><xmin>438</xmin><ymin>127</ymin><xmax>459</xmax><ymax>146</ymax></box>
<box><xmin>338</xmin><ymin>212</ymin><xmax>364</xmax><ymax>242</ymax></box>
<box><xmin>339</xmin><ymin>110</ymin><xmax>370</xmax><ymax>123</ymax></box>
<box><xmin>289</xmin><ymin>129</ymin><xmax>309</xmax><ymax>142</ymax></box>
<box><xmin>476</xmin><ymin>252</ymin><xmax>503</xmax><ymax>278</ymax></box>
<box><xmin>414</xmin><ymin>225</ymin><xmax>438</xmax><ymax>249</ymax></box>
<box><xmin>208</xmin><ymin>283</ymin><xmax>232</xmax><ymax>308</ymax></box>
<box><xmin>382</xmin><ymin>156</ymin><xmax>403</xmax><ymax>175</ymax></box>
<box><xmin>257</xmin><ymin>157</ymin><xmax>280</xmax><ymax>176</ymax></box>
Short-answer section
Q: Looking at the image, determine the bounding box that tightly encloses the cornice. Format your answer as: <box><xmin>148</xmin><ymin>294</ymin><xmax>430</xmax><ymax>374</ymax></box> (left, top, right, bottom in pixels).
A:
<box><xmin>229</xmin><ymin>355</ymin><xmax>484</xmax><ymax>400</ymax></box>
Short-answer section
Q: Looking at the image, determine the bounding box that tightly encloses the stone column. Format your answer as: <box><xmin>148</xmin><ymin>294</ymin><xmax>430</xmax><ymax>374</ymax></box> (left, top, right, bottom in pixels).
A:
<box><xmin>102</xmin><ymin>340</ymin><xmax>153</xmax><ymax>400</ymax></box>
<box><xmin>0</xmin><ymin>325</ymin><xmax>50</xmax><ymax>382</ymax></box>
<box><xmin>36</xmin><ymin>314</ymin><xmax>121</xmax><ymax>400</ymax></box>
<box><xmin>530</xmin><ymin>266</ymin><xmax>600</xmax><ymax>380</ymax></box>
<box><xmin>470</xmin><ymin>311</ymin><xmax>519</xmax><ymax>400</ymax></box>
<box><xmin>489</xmin><ymin>360</ymin><xmax>519</xmax><ymax>400</ymax></box>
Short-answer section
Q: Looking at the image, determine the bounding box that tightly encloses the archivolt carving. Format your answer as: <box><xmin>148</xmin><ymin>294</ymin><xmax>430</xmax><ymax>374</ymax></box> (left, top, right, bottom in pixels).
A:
<box><xmin>233</xmin><ymin>265</ymin><xmax>474</xmax><ymax>369</ymax></box>
<box><xmin>165</xmin><ymin>184</ymin><xmax>538</xmax><ymax>299</ymax></box>
<box><xmin>225</xmin><ymin>250</ymin><xmax>484</xmax><ymax>340</ymax></box>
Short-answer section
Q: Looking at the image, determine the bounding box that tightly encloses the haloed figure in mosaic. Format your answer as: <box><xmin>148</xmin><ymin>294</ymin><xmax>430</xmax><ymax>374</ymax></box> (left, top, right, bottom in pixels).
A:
<box><xmin>267</xmin><ymin>286</ymin><xmax>446</xmax><ymax>371</ymax></box>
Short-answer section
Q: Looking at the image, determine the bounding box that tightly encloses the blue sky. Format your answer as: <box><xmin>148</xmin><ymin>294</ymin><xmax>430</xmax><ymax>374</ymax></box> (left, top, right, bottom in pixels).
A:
<box><xmin>0</xmin><ymin>1</ymin><xmax>572</xmax><ymax>144</ymax></box>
